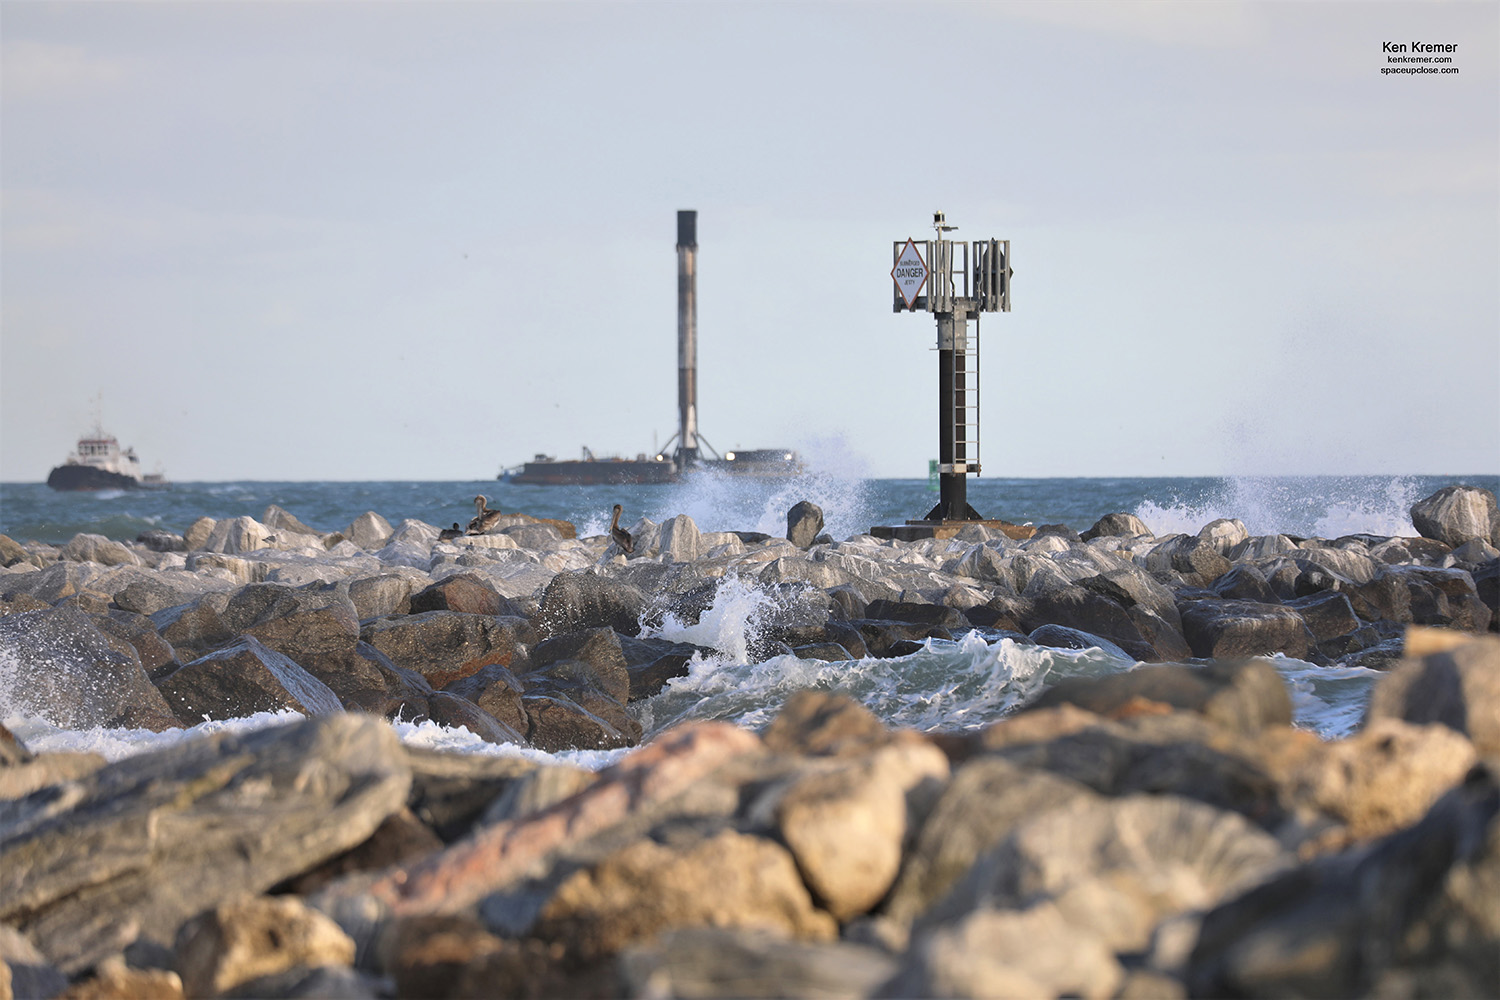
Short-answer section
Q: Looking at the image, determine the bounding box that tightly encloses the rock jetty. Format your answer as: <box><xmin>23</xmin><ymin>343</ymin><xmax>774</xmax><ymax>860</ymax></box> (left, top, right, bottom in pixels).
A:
<box><xmin>0</xmin><ymin>485</ymin><xmax>1497</xmax><ymax>997</ymax></box>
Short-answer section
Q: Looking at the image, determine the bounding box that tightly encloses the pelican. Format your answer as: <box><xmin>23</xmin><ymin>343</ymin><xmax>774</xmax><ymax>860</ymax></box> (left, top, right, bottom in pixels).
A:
<box><xmin>467</xmin><ymin>495</ymin><xmax>503</xmax><ymax>535</ymax></box>
<box><xmin>609</xmin><ymin>503</ymin><xmax>634</xmax><ymax>555</ymax></box>
<box><xmin>438</xmin><ymin>522</ymin><xmax>463</xmax><ymax>541</ymax></box>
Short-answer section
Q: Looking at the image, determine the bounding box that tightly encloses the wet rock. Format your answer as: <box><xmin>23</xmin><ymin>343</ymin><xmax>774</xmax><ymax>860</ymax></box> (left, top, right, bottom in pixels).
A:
<box><xmin>442</xmin><ymin>662</ymin><xmax>527</xmax><ymax>736</ymax></box>
<box><xmin>864</xmin><ymin>599</ymin><xmax>967</xmax><ymax>631</ymax></box>
<box><xmin>0</xmin><ymin>606</ymin><xmax>180</xmax><ymax>732</ymax></box>
<box><xmin>787</xmin><ymin>501</ymin><xmax>825</xmax><ymax>550</ymax></box>
<box><xmin>523</xmin><ymin>694</ymin><xmax>633</xmax><ymax>753</ymax></box>
<box><xmin>1286</xmin><ymin>590</ymin><xmax>1361</xmax><ymax>643</ymax></box>
<box><xmin>360</xmin><ymin>611</ymin><xmax>528</xmax><ymax>690</ymax></box>
<box><xmin>1186</xmin><ymin>761</ymin><xmax>1500</xmax><ymax>998</ymax></box>
<box><xmin>1210</xmin><ymin>563</ymin><xmax>1282</xmax><ymax>604</ymax></box>
<box><xmin>1146</xmin><ymin>534</ymin><xmax>1232</xmax><ymax>587</ymax></box>
<box><xmin>174</xmin><ymin>894</ymin><xmax>356</xmax><ymax>999</ymax></box>
<box><xmin>523</xmin><ymin>648</ymin><xmax>639</xmax><ymax>749</ymax></box>
<box><xmin>1410</xmin><ymin>484</ymin><xmax>1500</xmax><ymax>548</ymax></box>
<box><xmin>408</xmin><ymin>572</ymin><xmax>508</xmax><ymax>616</ymax></box>
<box><xmin>616</xmin><ymin>634</ymin><xmax>704</xmax><ymax>701</ymax></box>
<box><xmin>1352</xmin><ymin>565</ymin><xmax>1491</xmax><ymax>633</ymax></box>
<box><xmin>535</xmin><ymin>570</ymin><xmax>647</xmax><ymax>639</ymax></box>
<box><xmin>0</xmin><ymin>714</ymin><xmax>410</xmax><ymax>975</ymax></box>
<box><xmin>1179</xmin><ymin>598</ymin><xmax>1315</xmax><ymax>659</ymax></box>
<box><xmin>1020</xmin><ymin>585</ymin><xmax>1161</xmax><ymax>662</ymax></box>
<box><xmin>156</xmin><ymin>635</ymin><xmax>343</xmax><ymax>723</ymax></box>
<box><xmin>426</xmin><ymin>690</ymin><xmax>525</xmax><ymax>747</ymax></box>
<box><xmin>92</xmin><ymin>608</ymin><xmax>179</xmax><ymax>679</ymax></box>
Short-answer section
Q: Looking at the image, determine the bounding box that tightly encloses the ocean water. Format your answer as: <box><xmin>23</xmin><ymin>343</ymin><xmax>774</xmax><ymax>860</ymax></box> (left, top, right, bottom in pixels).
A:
<box><xmin>2</xmin><ymin>473</ymin><xmax>1494</xmax><ymax>769</ymax></box>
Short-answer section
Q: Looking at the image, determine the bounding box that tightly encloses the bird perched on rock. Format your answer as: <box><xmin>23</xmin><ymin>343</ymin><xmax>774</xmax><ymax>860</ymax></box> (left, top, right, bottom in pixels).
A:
<box><xmin>609</xmin><ymin>503</ymin><xmax>634</xmax><ymax>555</ymax></box>
<box><xmin>438</xmin><ymin>522</ymin><xmax>463</xmax><ymax>541</ymax></box>
<box><xmin>467</xmin><ymin>495</ymin><xmax>503</xmax><ymax>535</ymax></box>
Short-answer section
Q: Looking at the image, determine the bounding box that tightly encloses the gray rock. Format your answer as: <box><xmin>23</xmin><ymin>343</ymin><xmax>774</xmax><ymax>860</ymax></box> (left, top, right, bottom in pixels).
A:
<box><xmin>1179</xmin><ymin>599</ymin><xmax>1315</xmax><ymax>660</ymax></box>
<box><xmin>883</xmin><ymin>757</ymin><xmax>1096</xmax><ymax>930</ymax></box>
<box><xmin>362</xmin><ymin>611</ymin><xmax>529</xmax><ymax>691</ymax></box>
<box><xmin>348</xmin><ymin>573</ymin><xmax>416</xmax><ymax>619</ymax></box>
<box><xmin>0</xmin><ymin>606</ymin><xmax>180</xmax><ymax>731</ymax></box>
<box><xmin>61</xmin><ymin>532</ymin><xmax>142</xmax><ymax>567</ymax></box>
<box><xmin>262</xmin><ymin>505</ymin><xmax>324</xmax><ymax>538</ymax></box>
<box><xmin>443</xmin><ymin>662</ymin><xmax>528</xmax><ymax>736</ymax></box>
<box><xmin>1366</xmin><ymin>634</ymin><xmax>1500</xmax><ymax>754</ymax></box>
<box><xmin>425</xmin><ymin>690</ymin><xmax>525</xmax><ymax>747</ymax></box>
<box><xmin>535</xmin><ymin>570</ymin><xmax>648</xmax><ymax>639</ymax></box>
<box><xmin>787</xmin><ymin>501</ymin><xmax>825</xmax><ymax>550</ymax></box>
<box><xmin>620</xmin><ymin>927</ymin><xmax>897</xmax><ymax>1000</ymax></box>
<box><xmin>184</xmin><ymin>516</ymin><xmax>217</xmax><ymax>550</ymax></box>
<box><xmin>1410</xmin><ymin>485</ymin><xmax>1500</xmax><ymax>548</ymax></box>
<box><xmin>0</xmin><ymin>714</ymin><xmax>410</xmax><ymax>975</ymax></box>
<box><xmin>156</xmin><ymin>635</ymin><xmax>344</xmax><ymax>723</ymax></box>
<box><xmin>113</xmin><ymin>575</ymin><xmax>191</xmax><ymax>616</ymax></box>
<box><xmin>345</xmin><ymin>512</ymin><xmax>394</xmax><ymax>550</ymax></box>
<box><xmin>1186</xmin><ymin>760</ymin><xmax>1500</xmax><ymax>998</ymax></box>
<box><xmin>659</xmin><ymin>514</ymin><xmax>703</xmax><ymax>563</ymax></box>
<box><xmin>1285</xmin><ymin>591</ymin><xmax>1361</xmax><ymax>644</ymax></box>
<box><xmin>1081</xmin><ymin>512</ymin><xmax>1152</xmax><ymax>541</ymax></box>
<box><xmin>1028</xmin><ymin>659</ymin><xmax>1293</xmax><ymax>736</ymax></box>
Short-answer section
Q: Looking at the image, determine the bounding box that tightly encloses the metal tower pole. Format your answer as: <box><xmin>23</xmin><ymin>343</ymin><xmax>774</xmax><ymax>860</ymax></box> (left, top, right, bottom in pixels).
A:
<box><xmin>676</xmin><ymin>210</ymin><xmax>699</xmax><ymax>470</ymax></box>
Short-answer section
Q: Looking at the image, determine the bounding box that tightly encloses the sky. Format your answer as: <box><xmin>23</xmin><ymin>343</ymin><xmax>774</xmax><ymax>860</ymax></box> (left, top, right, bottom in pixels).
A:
<box><xmin>2</xmin><ymin>1</ymin><xmax>1496</xmax><ymax>482</ymax></box>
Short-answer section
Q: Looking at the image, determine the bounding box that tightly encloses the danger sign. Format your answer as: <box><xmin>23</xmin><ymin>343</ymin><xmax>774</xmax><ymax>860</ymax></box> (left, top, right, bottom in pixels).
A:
<box><xmin>891</xmin><ymin>239</ymin><xmax>928</xmax><ymax>309</ymax></box>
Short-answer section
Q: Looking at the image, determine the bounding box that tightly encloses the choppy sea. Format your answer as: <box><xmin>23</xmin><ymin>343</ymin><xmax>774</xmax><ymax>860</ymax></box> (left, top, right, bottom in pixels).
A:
<box><xmin>2</xmin><ymin>473</ymin><xmax>1494</xmax><ymax>770</ymax></box>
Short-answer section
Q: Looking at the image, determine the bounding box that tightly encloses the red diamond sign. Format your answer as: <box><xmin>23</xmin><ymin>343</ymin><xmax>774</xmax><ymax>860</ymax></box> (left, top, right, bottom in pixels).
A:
<box><xmin>891</xmin><ymin>239</ymin><xmax>928</xmax><ymax>309</ymax></box>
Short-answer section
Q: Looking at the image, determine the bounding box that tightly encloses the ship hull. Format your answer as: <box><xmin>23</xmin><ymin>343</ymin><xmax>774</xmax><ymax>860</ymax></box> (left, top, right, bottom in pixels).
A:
<box><xmin>47</xmin><ymin>465</ymin><xmax>149</xmax><ymax>491</ymax></box>
<box><xmin>508</xmin><ymin>460</ymin><xmax>678</xmax><ymax>486</ymax></box>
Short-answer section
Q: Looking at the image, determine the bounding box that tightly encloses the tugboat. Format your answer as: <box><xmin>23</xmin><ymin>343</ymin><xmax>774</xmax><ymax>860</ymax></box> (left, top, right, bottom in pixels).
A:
<box><xmin>47</xmin><ymin>421</ymin><xmax>168</xmax><ymax>491</ymax></box>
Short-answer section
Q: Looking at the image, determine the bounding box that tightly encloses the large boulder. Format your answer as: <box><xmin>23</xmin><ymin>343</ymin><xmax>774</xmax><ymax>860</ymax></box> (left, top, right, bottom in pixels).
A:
<box><xmin>0</xmin><ymin>714</ymin><xmax>410</xmax><ymax>975</ymax></box>
<box><xmin>1179</xmin><ymin>599</ymin><xmax>1315</xmax><ymax>660</ymax></box>
<box><xmin>409</xmin><ymin>573</ymin><xmax>512</xmax><ymax>616</ymax></box>
<box><xmin>361</xmin><ymin>611</ymin><xmax>529</xmax><ymax>690</ymax></box>
<box><xmin>787</xmin><ymin>501</ymin><xmax>825</xmax><ymax>550</ymax></box>
<box><xmin>1081</xmin><ymin>512</ymin><xmax>1152</xmax><ymax>541</ymax></box>
<box><xmin>1186</xmin><ymin>760</ymin><xmax>1500</xmax><ymax>998</ymax></box>
<box><xmin>1027</xmin><ymin>659</ymin><xmax>1292</xmax><ymax>737</ymax></box>
<box><xmin>535</xmin><ymin>570</ymin><xmax>648</xmax><ymax>639</ymax></box>
<box><xmin>1365</xmin><ymin>631</ymin><xmax>1500</xmax><ymax>754</ymax></box>
<box><xmin>345</xmin><ymin>512</ymin><xmax>394</xmax><ymax>550</ymax></box>
<box><xmin>774</xmin><ymin>739</ymin><xmax>949</xmax><ymax>922</ymax></box>
<box><xmin>174</xmin><ymin>894</ymin><xmax>355</xmax><ymax>999</ymax></box>
<box><xmin>156</xmin><ymin>636</ymin><xmax>344</xmax><ymax>723</ymax></box>
<box><xmin>659</xmin><ymin>514</ymin><xmax>704</xmax><ymax>563</ymax></box>
<box><xmin>1409</xmin><ymin>485</ymin><xmax>1500</xmax><ymax>547</ymax></box>
<box><xmin>0</xmin><ymin>606</ymin><xmax>180</xmax><ymax>731</ymax></box>
<box><xmin>201</xmin><ymin>516</ymin><xmax>275</xmax><ymax>555</ymax></box>
<box><xmin>60</xmin><ymin>533</ymin><xmax>142</xmax><ymax>567</ymax></box>
<box><xmin>532</xmin><ymin>828</ymin><xmax>838</xmax><ymax>963</ymax></box>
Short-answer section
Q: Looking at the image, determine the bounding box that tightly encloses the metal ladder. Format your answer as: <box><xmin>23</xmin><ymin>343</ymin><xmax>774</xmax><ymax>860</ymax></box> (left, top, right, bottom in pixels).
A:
<box><xmin>951</xmin><ymin>314</ymin><xmax>980</xmax><ymax>475</ymax></box>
